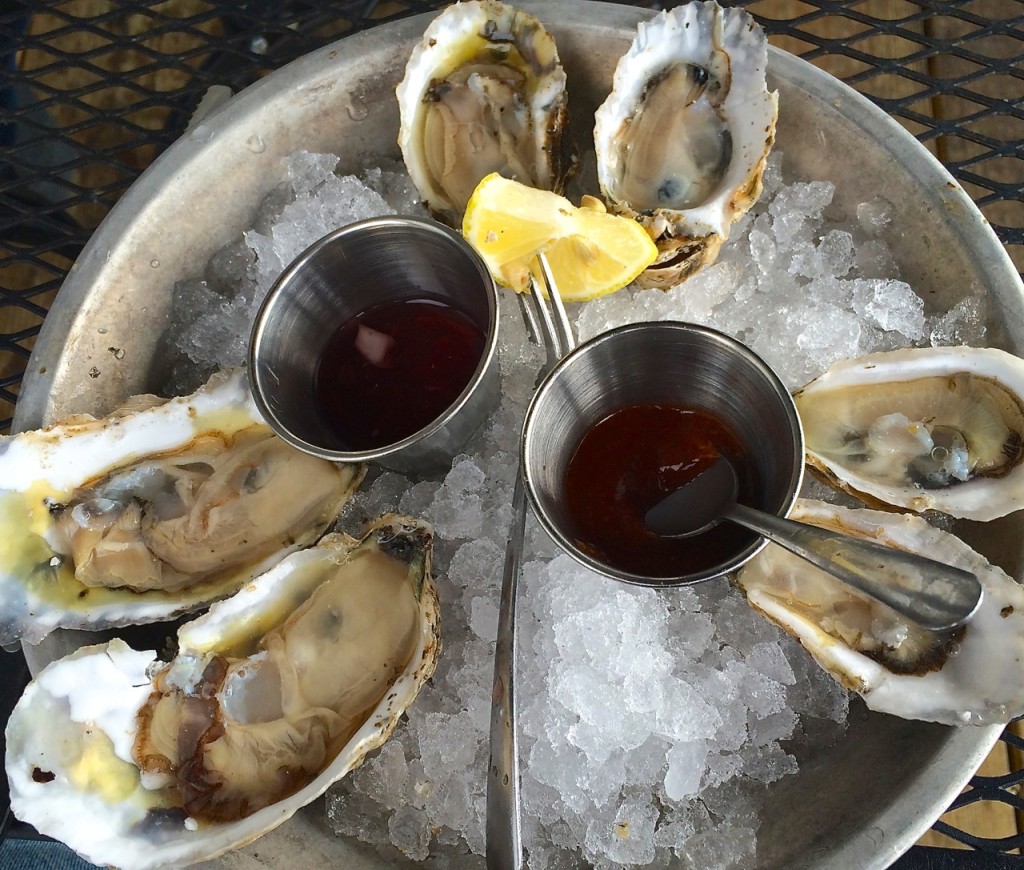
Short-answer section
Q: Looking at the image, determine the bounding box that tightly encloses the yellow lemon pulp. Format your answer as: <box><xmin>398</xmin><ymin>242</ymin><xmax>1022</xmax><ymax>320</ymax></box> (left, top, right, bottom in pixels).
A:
<box><xmin>462</xmin><ymin>173</ymin><xmax>658</xmax><ymax>302</ymax></box>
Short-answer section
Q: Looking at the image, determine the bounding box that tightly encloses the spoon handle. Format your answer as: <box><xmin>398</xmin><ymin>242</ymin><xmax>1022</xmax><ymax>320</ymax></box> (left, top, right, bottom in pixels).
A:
<box><xmin>728</xmin><ymin>503</ymin><xmax>983</xmax><ymax>631</ymax></box>
<box><xmin>486</xmin><ymin>471</ymin><xmax>525</xmax><ymax>870</ymax></box>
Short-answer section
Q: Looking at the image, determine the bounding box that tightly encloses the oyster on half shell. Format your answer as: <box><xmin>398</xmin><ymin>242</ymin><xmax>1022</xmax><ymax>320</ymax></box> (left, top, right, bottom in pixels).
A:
<box><xmin>5</xmin><ymin>515</ymin><xmax>439</xmax><ymax>870</ymax></box>
<box><xmin>738</xmin><ymin>499</ymin><xmax>1024</xmax><ymax>726</ymax></box>
<box><xmin>594</xmin><ymin>1</ymin><xmax>778</xmax><ymax>289</ymax></box>
<box><xmin>795</xmin><ymin>346</ymin><xmax>1024</xmax><ymax>521</ymax></box>
<box><xmin>0</xmin><ymin>368</ymin><xmax>363</xmax><ymax>645</ymax></box>
<box><xmin>396</xmin><ymin>0</ymin><xmax>569</xmax><ymax>226</ymax></box>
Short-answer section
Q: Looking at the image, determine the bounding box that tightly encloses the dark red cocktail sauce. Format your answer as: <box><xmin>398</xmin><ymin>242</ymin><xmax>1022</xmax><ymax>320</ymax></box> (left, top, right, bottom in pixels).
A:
<box><xmin>314</xmin><ymin>295</ymin><xmax>486</xmax><ymax>450</ymax></box>
<box><xmin>563</xmin><ymin>403</ymin><xmax>759</xmax><ymax>579</ymax></box>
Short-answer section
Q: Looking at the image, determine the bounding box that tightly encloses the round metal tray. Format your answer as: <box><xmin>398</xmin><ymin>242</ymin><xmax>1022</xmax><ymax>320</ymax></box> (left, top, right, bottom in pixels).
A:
<box><xmin>14</xmin><ymin>2</ymin><xmax>1024</xmax><ymax>868</ymax></box>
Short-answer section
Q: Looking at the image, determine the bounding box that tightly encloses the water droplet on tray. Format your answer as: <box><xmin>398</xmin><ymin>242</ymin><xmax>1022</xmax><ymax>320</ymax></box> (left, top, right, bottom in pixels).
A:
<box><xmin>345</xmin><ymin>96</ymin><xmax>368</xmax><ymax>122</ymax></box>
<box><xmin>246</xmin><ymin>134</ymin><xmax>266</xmax><ymax>154</ymax></box>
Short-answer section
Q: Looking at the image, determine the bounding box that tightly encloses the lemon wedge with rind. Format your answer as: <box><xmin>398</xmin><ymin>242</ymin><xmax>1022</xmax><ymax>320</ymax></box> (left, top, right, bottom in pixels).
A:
<box><xmin>462</xmin><ymin>173</ymin><xmax>658</xmax><ymax>302</ymax></box>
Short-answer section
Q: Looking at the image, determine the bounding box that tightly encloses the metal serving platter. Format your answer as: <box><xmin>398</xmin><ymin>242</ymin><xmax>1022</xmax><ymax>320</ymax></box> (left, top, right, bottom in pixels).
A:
<box><xmin>14</xmin><ymin>2</ymin><xmax>1024</xmax><ymax>868</ymax></box>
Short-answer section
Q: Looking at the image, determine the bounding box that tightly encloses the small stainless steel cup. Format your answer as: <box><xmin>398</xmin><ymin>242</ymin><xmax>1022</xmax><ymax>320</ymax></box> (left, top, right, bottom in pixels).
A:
<box><xmin>249</xmin><ymin>216</ymin><xmax>500</xmax><ymax>473</ymax></box>
<box><xmin>521</xmin><ymin>321</ymin><xmax>804</xmax><ymax>586</ymax></box>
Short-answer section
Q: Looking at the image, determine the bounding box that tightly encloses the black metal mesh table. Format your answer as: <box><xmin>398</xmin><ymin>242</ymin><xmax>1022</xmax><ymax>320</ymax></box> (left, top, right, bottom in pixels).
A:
<box><xmin>1</xmin><ymin>0</ymin><xmax>1022</xmax><ymax>864</ymax></box>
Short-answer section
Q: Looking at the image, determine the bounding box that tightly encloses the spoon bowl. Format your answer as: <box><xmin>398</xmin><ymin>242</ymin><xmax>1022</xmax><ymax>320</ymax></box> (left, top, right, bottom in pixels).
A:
<box><xmin>644</xmin><ymin>454</ymin><xmax>742</xmax><ymax>539</ymax></box>
<box><xmin>645</xmin><ymin>456</ymin><xmax>984</xmax><ymax>631</ymax></box>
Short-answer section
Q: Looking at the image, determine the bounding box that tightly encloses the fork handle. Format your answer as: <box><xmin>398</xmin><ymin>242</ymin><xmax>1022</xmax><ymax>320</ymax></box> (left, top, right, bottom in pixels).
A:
<box><xmin>486</xmin><ymin>470</ymin><xmax>526</xmax><ymax>869</ymax></box>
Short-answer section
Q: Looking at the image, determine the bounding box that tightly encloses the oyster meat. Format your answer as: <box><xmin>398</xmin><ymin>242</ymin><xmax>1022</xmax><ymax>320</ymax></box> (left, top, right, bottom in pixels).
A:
<box><xmin>0</xmin><ymin>368</ymin><xmax>363</xmax><ymax>645</ymax></box>
<box><xmin>795</xmin><ymin>346</ymin><xmax>1024</xmax><ymax>521</ymax></box>
<box><xmin>738</xmin><ymin>499</ymin><xmax>1024</xmax><ymax>726</ymax></box>
<box><xmin>593</xmin><ymin>0</ymin><xmax>778</xmax><ymax>289</ymax></box>
<box><xmin>5</xmin><ymin>515</ymin><xmax>439</xmax><ymax>870</ymax></box>
<box><xmin>396</xmin><ymin>0</ymin><xmax>569</xmax><ymax>226</ymax></box>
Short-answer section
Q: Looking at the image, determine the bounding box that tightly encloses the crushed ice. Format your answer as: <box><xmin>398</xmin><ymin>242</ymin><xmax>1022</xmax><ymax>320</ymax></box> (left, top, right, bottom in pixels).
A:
<box><xmin>163</xmin><ymin>150</ymin><xmax>986</xmax><ymax>867</ymax></box>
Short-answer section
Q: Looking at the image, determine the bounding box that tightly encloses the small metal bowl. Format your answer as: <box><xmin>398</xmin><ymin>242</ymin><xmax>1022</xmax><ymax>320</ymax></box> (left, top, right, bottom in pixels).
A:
<box><xmin>248</xmin><ymin>216</ymin><xmax>500</xmax><ymax>474</ymax></box>
<box><xmin>521</xmin><ymin>321</ymin><xmax>804</xmax><ymax>586</ymax></box>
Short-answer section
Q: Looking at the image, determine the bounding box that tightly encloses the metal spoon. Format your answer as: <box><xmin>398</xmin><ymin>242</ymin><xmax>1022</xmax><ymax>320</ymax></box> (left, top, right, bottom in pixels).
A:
<box><xmin>644</xmin><ymin>456</ymin><xmax>983</xmax><ymax>631</ymax></box>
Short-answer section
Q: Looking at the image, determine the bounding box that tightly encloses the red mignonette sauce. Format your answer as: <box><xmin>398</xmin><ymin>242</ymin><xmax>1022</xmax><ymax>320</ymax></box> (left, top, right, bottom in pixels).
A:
<box><xmin>315</xmin><ymin>294</ymin><xmax>486</xmax><ymax>450</ymax></box>
<box><xmin>563</xmin><ymin>402</ymin><xmax>759</xmax><ymax>579</ymax></box>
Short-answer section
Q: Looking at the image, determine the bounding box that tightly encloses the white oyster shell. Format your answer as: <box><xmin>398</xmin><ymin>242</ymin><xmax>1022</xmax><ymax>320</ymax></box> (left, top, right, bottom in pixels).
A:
<box><xmin>396</xmin><ymin>0</ymin><xmax>569</xmax><ymax>225</ymax></box>
<box><xmin>594</xmin><ymin>1</ymin><xmax>778</xmax><ymax>289</ymax></box>
<box><xmin>0</xmin><ymin>368</ymin><xmax>363</xmax><ymax>645</ymax></box>
<box><xmin>738</xmin><ymin>499</ymin><xmax>1024</xmax><ymax>726</ymax></box>
<box><xmin>795</xmin><ymin>346</ymin><xmax>1024</xmax><ymax>521</ymax></box>
<box><xmin>5</xmin><ymin>515</ymin><xmax>440</xmax><ymax>870</ymax></box>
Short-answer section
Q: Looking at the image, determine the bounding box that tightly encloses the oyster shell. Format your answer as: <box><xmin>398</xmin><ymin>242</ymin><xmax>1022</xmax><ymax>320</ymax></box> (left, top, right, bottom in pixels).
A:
<box><xmin>795</xmin><ymin>346</ymin><xmax>1024</xmax><ymax>521</ymax></box>
<box><xmin>593</xmin><ymin>1</ymin><xmax>778</xmax><ymax>289</ymax></box>
<box><xmin>737</xmin><ymin>499</ymin><xmax>1024</xmax><ymax>726</ymax></box>
<box><xmin>5</xmin><ymin>515</ymin><xmax>439</xmax><ymax>870</ymax></box>
<box><xmin>0</xmin><ymin>368</ymin><xmax>363</xmax><ymax>645</ymax></box>
<box><xmin>396</xmin><ymin>0</ymin><xmax>569</xmax><ymax>226</ymax></box>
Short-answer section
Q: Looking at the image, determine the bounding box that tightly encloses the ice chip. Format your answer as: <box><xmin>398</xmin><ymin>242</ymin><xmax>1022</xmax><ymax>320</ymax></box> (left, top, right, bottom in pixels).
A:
<box><xmin>856</xmin><ymin>196</ymin><xmax>894</xmax><ymax>236</ymax></box>
<box><xmin>928</xmin><ymin>292</ymin><xmax>988</xmax><ymax>346</ymax></box>
<box><xmin>286</xmin><ymin>150</ymin><xmax>341</xmax><ymax>195</ymax></box>
<box><xmin>818</xmin><ymin>230</ymin><xmax>855</xmax><ymax>278</ymax></box>
<box><xmin>851</xmin><ymin>278</ymin><xmax>925</xmax><ymax>340</ymax></box>
<box><xmin>747</xmin><ymin>213</ymin><xmax>777</xmax><ymax>269</ymax></box>
<box><xmin>388</xmin><ymin>805</ymin><xmax>432</xmax><ymax>861</ymax></box>
<box><xmin>584</xmin><ymin>792</ymin><xmax>658</xmax><ymax>866</ymax></box>
<box><xmin>469</xmin><ymin>596</ymin><xmax>499</xmax><ymax>641</ymax></box>
<box><xmin>854</xmin><ymin>238</ymin><xmax>899</xmax><ymax>279</ymax></box>
<box><xmin>664</xmin><ymin>740</ymin><xmax>709</xmax><ymax>800</ymax></box>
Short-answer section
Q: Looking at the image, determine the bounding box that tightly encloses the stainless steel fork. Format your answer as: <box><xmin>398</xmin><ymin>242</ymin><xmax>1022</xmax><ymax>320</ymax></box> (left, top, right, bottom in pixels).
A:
<box><xmin>486</xmin><ymin>254</ymin><xmax>575</xmax><ymax>870</ymax></box>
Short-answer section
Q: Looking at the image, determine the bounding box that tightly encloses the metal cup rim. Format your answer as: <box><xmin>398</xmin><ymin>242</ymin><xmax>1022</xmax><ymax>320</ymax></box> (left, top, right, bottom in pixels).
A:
<box><xmin>248</xmin><ymin>215</ymin><xmax>500</xmax><ymax>464</ymax></box>
<box><xmin>520</xmin><ymin>320</ymin><xmax>805</xmax><ymax>587</ymax></box>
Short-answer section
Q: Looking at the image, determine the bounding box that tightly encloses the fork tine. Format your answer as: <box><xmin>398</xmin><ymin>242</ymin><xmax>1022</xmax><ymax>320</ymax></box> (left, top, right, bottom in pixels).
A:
<box><xmin>516</xmin><ymin>291</ymin><xmax>543</xmax><ymax>347</ymax></box>
<box><xmin>537</xmin><ymin>252</ymin><xmax>574</xmax><ymax>358</ymax></box>
<box><xmin>526</xmin><ymin>253</ymin><xmax>575</xmax><ymax>367</ymax></box>
<box><xmin>526</xmin><ymin>274</ymin><xmax>559</xmax><ymax>369</ymax></box>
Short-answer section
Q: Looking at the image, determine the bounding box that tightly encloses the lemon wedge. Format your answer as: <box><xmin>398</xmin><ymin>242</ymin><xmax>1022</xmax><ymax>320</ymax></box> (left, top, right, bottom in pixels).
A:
<box><xmin>462</xmin><ymin>173</ymin><xmax>658</xmax><ymax>302</ymax></box>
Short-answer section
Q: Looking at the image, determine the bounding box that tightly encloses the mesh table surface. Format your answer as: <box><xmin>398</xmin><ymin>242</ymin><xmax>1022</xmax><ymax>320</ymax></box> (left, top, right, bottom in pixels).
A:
<box><xmin>1</xmin><ymin>0</ymin><xmax>1022</xmax><ymax>864</ymax></box>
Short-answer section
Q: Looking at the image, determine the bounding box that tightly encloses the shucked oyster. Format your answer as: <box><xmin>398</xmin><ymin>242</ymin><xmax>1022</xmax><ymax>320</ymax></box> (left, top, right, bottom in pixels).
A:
<box><xmin>594</xmin><ymin>1</ymin><xmax>778</xmax><ymax>289</ymax></box>
<box><xmin>397</xmin><ymin>0</ymin><xmax>569</xmax><ymax>226</ymax></box>
<box><xmin>738</xmin><ymin>499</ymin><xmax>1024</xmax><ymax>726</ymax></box>
<box><xmin>795</xmin><ymin>346</ymin><xmax>1024</xmax><ymax>521</ymax></box>
<box><xmin>5</xmin><ymin>515</ymin><xmax>439</xmax><ymax>870</ymax></box>
<box><xmin>0</xmin><ymin>368</ymin><xmax>363</xmax><ymax>645</ymax></box>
